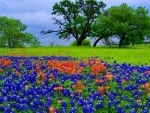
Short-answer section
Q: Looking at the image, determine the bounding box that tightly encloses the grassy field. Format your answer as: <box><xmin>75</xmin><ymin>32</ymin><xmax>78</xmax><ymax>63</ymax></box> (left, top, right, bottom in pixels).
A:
<box><xmin>0</xmin><ymin>44</ymin><xmax>150</xmax><ymax>65</ymax></box>
<box><xmin>1</xmin><ymin>44</ymin><xmax>150</xmax><ymax>112</ymax></box>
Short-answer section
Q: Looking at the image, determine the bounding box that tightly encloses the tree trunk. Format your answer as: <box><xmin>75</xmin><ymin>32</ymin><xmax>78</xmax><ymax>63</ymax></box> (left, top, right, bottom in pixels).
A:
<box><xmin>76</xmin><ymin>39</ymin><xmax>83</xmax><ymax>46</ymax></box>
<box><xmin>119</xmin><ymin>34</ymin><xmax>125</xmax><ymax>48</ymax></box>
<box><xmin>93</xmin><ymin>37</ymin><xmax>103</xmax><ymax>47</ymax></box>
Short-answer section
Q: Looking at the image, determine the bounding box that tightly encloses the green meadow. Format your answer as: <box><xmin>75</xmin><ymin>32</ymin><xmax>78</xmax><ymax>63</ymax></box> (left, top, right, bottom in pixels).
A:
<box><xmin>0</xmin><ymin>44</ymin><xmax>150</xmax><ymax>65</ymax></box>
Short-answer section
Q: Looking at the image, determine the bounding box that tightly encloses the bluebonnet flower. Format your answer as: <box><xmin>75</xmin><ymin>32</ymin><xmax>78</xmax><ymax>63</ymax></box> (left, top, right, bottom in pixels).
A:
<box><xmin>69</xmin><ymin>107</ymin><xmax>77</xmax><ymax>113</ymax></box>
<box><xmin>0</xmin><ymin>104</ymin><xmax>4</xmax><ymax>111</ymax></box>
<box><xmin>141</xmin><ymin>107</ymin><xmax>148</xmax><ymax>113</ymax></box>
<box><xmin>130</xmin><ymin>109</ymin><xmax>137</xmax><ymax>113</ymax></box>
<box><xmin>62</xmin><ymin>101</ymin><xmax>67</xmax><ymax>108</ymax></box>
<box><xmin>95</xmin><ymin>102</ymin><xmax>103</xmax><ymax>109</ymax></box>
<box><xmin>108</xmin><ymin>101</ymin><xmax>111</xmax><ymax>108</ymax></box>
<box><xmin>125</xmin><ymin>104</ymin><xmax>130</xmax><ymax>109</ymax></box>
<box><xmin>70</xmin><ymin>100</ymin><xmax>75</xmax><ymax>107</ymax></box>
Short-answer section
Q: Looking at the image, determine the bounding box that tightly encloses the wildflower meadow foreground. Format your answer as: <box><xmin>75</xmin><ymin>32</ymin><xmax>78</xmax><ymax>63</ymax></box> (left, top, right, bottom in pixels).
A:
<box><xmin>0</xmin><ymin>55</ymin><xmax>150</xmax><ymax>113</ymax></box>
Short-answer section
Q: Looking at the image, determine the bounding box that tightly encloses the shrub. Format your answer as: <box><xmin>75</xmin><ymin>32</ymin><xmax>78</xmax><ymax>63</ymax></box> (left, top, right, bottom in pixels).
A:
<box><xmin>82</xmin><ymin>39</ymin><xmax>91</xmax><ymax>46</ymax></box>
<box><xmin>70</xmin><ymin>39</ymin><xmax>91</xmax><ymax>46</ymax></box>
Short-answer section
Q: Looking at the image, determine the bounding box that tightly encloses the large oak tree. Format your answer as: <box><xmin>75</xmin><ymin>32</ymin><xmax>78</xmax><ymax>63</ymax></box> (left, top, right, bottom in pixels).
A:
<box><xmin>92</xmin><ymin>3</ymin><xmax>150</xmax><ymax>47</ymax></box>
<box><xmin>41</xmin><ymin>0</ymin><xmax>106</xmax><ymax>46</ymax></box>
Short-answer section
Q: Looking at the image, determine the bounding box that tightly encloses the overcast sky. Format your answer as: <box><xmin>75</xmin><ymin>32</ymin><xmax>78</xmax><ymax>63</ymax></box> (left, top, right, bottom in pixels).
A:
<box><xmin>0</xmin><ymin>0</ymin><xmax>150</xmax><ymax>46</ymax></box>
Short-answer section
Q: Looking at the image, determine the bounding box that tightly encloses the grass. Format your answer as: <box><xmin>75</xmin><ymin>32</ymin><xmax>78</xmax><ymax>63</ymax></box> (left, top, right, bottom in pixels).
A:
<box><xmin>1</xmin><ymin>44</ymin><xmax>150</xmax><ymax>112</ymax></box>
<box><xmin>0</xmin><ymin>44</ymin><xmax>150</xmax><ymax>65</ymax></box>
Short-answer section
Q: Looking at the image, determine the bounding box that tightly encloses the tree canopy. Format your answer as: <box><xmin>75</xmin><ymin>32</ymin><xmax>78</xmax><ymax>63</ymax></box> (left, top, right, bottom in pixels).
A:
<box><xmin>41</xmin><ymin>0</ymin><xmax>106</xmax><ymax>46</ymax></box>
<box><xmin>0</xmin><ymin>16</ymin><xmax>36</xmax><ymax>48</ymax></box>
<box><xmin>92</xmin><ymin>3</ymin><xmax>150</xmax><ymax>47</ymax></box>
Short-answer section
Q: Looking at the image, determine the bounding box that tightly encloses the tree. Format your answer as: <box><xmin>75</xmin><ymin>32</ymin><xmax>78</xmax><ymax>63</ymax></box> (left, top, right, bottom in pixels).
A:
<box><xmin>41</xmin><ymin>0</ymin><xmax>106</xmax><ymax>46</ymax></box>
<box><xmin>91</xmin><ymin>12</ymin><xmax>114</xmax><ymax>47</ymax></box>
<box><xmin>0</xmin><ymin>16</ymin><xmax>34</xmax><ymax>48</ymax></box>
<box><xmin>93</xmin><ymin>3</ymin><xmax>150</xmax><ymax>47</ymax></box>
<box><xmin>29</xmin><ymin>36</ymin><xmax>41</xmax><ymax>47</ymax></box>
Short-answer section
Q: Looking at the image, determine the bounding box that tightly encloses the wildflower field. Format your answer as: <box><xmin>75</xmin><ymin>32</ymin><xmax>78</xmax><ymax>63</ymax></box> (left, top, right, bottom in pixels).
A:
<box><xmin>0</xmin><ymin>45</ymin><xmax>150</xmax><ymax>113</ymax></box>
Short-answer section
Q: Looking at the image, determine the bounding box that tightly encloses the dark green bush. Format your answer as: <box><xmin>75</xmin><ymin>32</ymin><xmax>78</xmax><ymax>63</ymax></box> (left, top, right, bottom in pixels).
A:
<box><xmin>70</xmin><ymin>39</ymin><xmax>91</xmax><ymax>46</ymax></box>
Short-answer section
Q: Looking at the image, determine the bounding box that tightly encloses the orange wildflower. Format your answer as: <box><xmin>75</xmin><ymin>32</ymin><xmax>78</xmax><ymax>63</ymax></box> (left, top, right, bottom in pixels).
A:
<box><xmin>105</xmin><ymin>86</ymin><xmax>110</xmax><ymax>90</ymax></box>
<box><xmin>71</xmin><ymin>93</ymin><xmax>74</xmax><ymax>97</ymax></box>
<box><xmin>54</xmin><ymin>86</ymin><xmax>63</xmax><ymax>91</ymax></box>
<box><xmin>90</xmin><ymin>71</ymin><xmax>95</xmax><ymax>75</ymax></box>
<box><xmin>58</xmin><ymin>86</ymin><xmax>63</xmax><ymax>90</ymax></box>
<box><xmin>98</xmin><ymin>86</ymin><xmax>104</xmax><ymax>94</ymax></box>
<box><xmin>15</xmin><ymin>71</ymin><xmax>20</xmax><ymax>75</ymax></box>
<box><xmin>42</xmin><ymin>74</ymin><xmax>46</xmax><ymax>82</ymax></box>
<box><xmin>147</xmin><ymin>70</ymin><xmax>150</xmax><ymax>74</ymax></box>
<box><xmin>49</xmin><ymin>106</ymin><xmax>56</xmax><ymax>113</ymax></box>
<box><xmin>99</xmin><ymin>79</ymin><xmax>104</xmax><ymax>84</ymax></box>
<box><xmin>144</xmin><ymin>82</ymin><xmax>150</xmax><ymax>91</ymax></box>
<box><xmin>77</xmin><ymin>89</ymin><xmax>83</xmax><ymax>93</ymax></box>
<box><xmin>0</xmin><ymin>69</ymin><xmax>3</xmax><ymax>72</ymax></box>
<box><xmin>37</xmin><ymin>80</ymin><xmax>41</xmax><ymax>84</ymax></box>
<box><xmin>104</xmin><ymin>72</ymin><xmax>113</xmax><ymax>81</ymax></box>
<box><xmin>49</xmin><ymin>73</ymin><xmax>54</xmax><ymax>81</ymax></box>
<box><xmin>95</xmin><ymin>78</ymin><xmax>99</xmax><ymax>83</ymax></box>
<box><xmin>29</xmin><ymin>69</ymin><xmax>34</xmax><ymax>74</ymax></box>
<box><xmin>72</xmin><ymin>84</ymin><xmax>76</xmax><ymax>89</ymax></box>
<box><xmin>57</xmin><ymin>99</ymin><xmax>63</xmax><ymax>103</ymax></box>
<box><xmin>133</xmin><ymin>70</ymin><xmax>137</xmax><ymax>73</ymax></box>
<box><xmin>121</xmin><ymin>79</ymin><xmax>126</xmax><ymax>83</ymax></box>
<box><xmin>76</xmin><ymin>80</ymin><xmax>82</xmax><ymax>85</ymax></box>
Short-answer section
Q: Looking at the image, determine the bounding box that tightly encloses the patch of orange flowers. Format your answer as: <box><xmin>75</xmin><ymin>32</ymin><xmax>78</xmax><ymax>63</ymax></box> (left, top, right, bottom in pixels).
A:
<box><xmin>53</xmin><ymin>86</ymin><xmax>64</xmax><ymax>91</ymax></box>
<box><xmin>72</xmin><ymin>80</ymin><xmax>85</xmax><ymax>94</ymax></box>
<box><xmin>140</xmin><ymin>82</ymin><xmax>150</xmax><ymax>96</ymax></box>
<box><xmin>147</xmin><ymin>70</ymin><xmax>150</xmax><ymax>74</ymax></box>
<box><xmin>95</xmin><ymin>78</ymin><xmax>104</xmax><ymax>84</ymax></box>
<box><xmin>90</xmin><ymin>61</ymin><xmax>107</xmax><ymax>76</ymax></box>
<box><xmin>49</xmin><ymin>73</ymin><xmax>54</xmax><ymax>81</ymax></box>
<box><xmin>0</xmin><ymin>58</ymin><xmax>12</xmax><ymax>67</ymax></box>
<box><xmin>98</xmin><ymin>85</ymin><xmax>111</xmax><ymax>94</ymax></box>
<box><xmin>104</xmin><ymin>72</ymin><xmax>114</xmax><ymax>81</ymax></box>
<box><xmin>49</xmin><ymin>106</ymin><xmax>56</xmax><ymax>113</ymax></box>
<box><xmin>46</xmin><ymin>60</ymin><xmax>84</xmax><ymax>75</ymax></box>
<box><xmin>141</xmin><ymin>82</ymin><xmax>150</xmax><ymax>91</ymax></box>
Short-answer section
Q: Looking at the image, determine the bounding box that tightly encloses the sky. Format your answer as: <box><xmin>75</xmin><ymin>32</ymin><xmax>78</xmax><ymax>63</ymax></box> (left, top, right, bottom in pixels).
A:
<box><xmin>0</xmin><ymin>0</ymin><xmax>150</xmax><ymax>46</ymax></box>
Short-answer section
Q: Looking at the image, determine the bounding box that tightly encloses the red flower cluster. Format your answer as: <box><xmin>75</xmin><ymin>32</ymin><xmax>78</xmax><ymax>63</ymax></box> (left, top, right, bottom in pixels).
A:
<box><xmin>72</xmin><ymin>80</ymin><xmax>85</xmax><ymax>94</ymax></box>
<box><xmin>53</xmin><ymin>86</ymin><xmax>63</xmax><ymax>91</ymax></box>
<box><xmin>140</xmin><ymin>82</ymin><xmax>150</xmax><ymax>96</ymax></box>
<box><xmin>49</xmin><ymin>106</ymin><xmax>56</xmax><ymax>113</ymax></box>
<box><xmin>46</xmin><ymin>60</ymin><xmax>84</xmax><ymax>75</ymax></box>
<box><xmin>0</xmin><ymin>58</ymin><xmax>12</xmax><ymax>67</ymax></box>
<box><xmin>98</xmin><ymin>85</ymin><xmax>111</xmax><ymax>95</ymax></box>
<box><xmin>90</xmin><ymin>60</ymin><xmax>107</xmax><ymax>75</ymax></box>
<box><xmin>147</xmin><ymin>70</ymin><xmax>150</xmax><ymax>74</ymax></box>
<box><xmin>104</xmin><ymin>72</ymin><xmax>114</xmax><ymax>81</ymax></box>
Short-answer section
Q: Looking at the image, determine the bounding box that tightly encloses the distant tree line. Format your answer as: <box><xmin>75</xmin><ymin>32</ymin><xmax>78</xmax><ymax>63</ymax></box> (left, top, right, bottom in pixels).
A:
<box><xmin>41</xmin><ymin>0</ymin><xmax>150</xmax><ymax>47</ymax></box>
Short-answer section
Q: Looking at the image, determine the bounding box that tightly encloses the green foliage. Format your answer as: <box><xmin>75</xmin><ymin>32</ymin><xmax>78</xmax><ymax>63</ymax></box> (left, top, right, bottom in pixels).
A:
<box><xmin>70</xmin><ymin>40</ymin><xmax>77</xmax><ymax>46</ymax></box>
<box><xmin>93</xmin><ymin>3</ymin><xmax>150</xmax><ymax>47</ymax></box>
<box><xmin>82</xmin><ymin>39</ymin><xmax>91</xmax><ymax>46</ymax></box>
<box><xmin>70</xmin><ymin>39</ymin><xmax>91</xmax><ymax>46</ymax></box>
<box><xmin>29</xmin><ymin>37</ymin><xmax>41</xmax><ymax>48</ymax></box>
<box><xmin>0</xmin><ymin>16</ymin><xmax>35</xmax><ymax>48</ymax></box>
<box><xmin>43</xmin><ymin>0</ymin><xmax>106</xmax><ymax>46</ymax></box>
<box><xmin>122</xmin><ymin>39</ymin><xmax>131</xmax><ymax>47</ymax></box>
